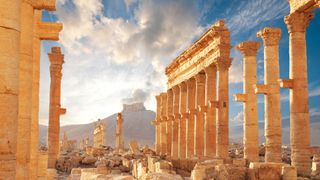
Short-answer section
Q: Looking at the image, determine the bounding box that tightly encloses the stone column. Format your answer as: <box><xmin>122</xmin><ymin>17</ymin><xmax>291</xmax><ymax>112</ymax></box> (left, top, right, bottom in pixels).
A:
<box><xmin>155</xmin><ymin>95</ymin><xmax>162</xmax><ymax>154</ymax></box>
<box><xmin>204</xmin><ymin>65</ymin><xmax>217</xmax><ymax>157</ymax></box>
<box><xmin>216</xmin><ymin>58</ymin><xmax>232</xmax><ymax>159</ymax></box>
<box><xmin>172</xmin><ymin>86</ymin><xmax>180</xmax><ymax>159</ymax></box>
<box><xmin>234</xmin><ymin>41</ymin><xmax>260</xmax><ymax>162</ymax></box>
<box><xmin>47</xmin><ymin>47</ymin><xmax>66</xmax><ymax>168</ymax></box>
<box><xmin>166</xmin><ymin>89</ymin><xmax>174</xmax><ymax>156</ymax></box>
<box><xmin>0</xmin><ymin>0</ymin><xmax>21</xmax><ymax>177</ymax></box>
<box><xmin>186</xmin><ymin>78</ymin><xmax>196</xmax><ymax>158</ymax></box>
<box><xmin>160</xmin><ymin>93</ymin><xmax>168</xmax><ymax>155</ymax></box>
<box><xmin>255</xmin><ymin>28</ymin><xmax>282</xmax><ymax>162</ymax></box>
<box><xmin>31</xmin><ymin>10</ymin><xmax>62</xmax><ymax>180</ymax></box>
<box><xmin>194</xmin><ymin>73</ymin><xmax>206</xmax><ymax>157</ymax></box>
<box><xmin>116</xmin><ymin>113</ymin><xmax>124</xmax><ymax>151</ymax></box>
<box><xmin>178</xmin><ymin>82</ymin><xmax>187</xmax><ymax>159</ymax></box>
<box><xmin>282</xmin><ymin>11</ymin><xmax>314</xmax><ymax>175</ymax></box>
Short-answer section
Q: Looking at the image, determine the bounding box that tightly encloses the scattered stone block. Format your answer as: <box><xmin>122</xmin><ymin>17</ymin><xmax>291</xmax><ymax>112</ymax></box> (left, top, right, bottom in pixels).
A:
<box><xmin>129</xmin><ymin>140</ymin><xmax>140</xmax><ymax>154</ymax></box>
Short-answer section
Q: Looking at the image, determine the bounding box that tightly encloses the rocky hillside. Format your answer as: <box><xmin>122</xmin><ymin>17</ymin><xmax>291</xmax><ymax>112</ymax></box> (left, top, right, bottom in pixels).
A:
<box><xmin>39</xmin><ymin>106</ymin><xmax>156</xmax><ymax>148</ymax></box>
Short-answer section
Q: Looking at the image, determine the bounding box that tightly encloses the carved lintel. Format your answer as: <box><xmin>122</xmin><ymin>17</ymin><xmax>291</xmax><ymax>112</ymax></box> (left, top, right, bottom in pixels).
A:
<box><xmin>279</xmin><ymin>79</ymin><xmax>294</xmax><ymax>89</ymax></box>
<box><xmin>254</xmin><ymin>84</ymin><xmax>269</xmax><ymax>94</ymax></box>
<box><xmin>60</xmin><ymin>108</ymin><xmax>66</xmax><ymax>115</ymax></box>
<box><xmin>234</xmin><ymin>94</ymin><xmax>248</xmax><ymax>102</ymax></box>
<box><xmin>39</xmin><ymin>22</ymin><xmax>63</xmax><ymax>41</ymax></box>
<box><xmin>33</xmin><ymin>0</ymin><xmax>56</xmax><ymax>11</ymax></box>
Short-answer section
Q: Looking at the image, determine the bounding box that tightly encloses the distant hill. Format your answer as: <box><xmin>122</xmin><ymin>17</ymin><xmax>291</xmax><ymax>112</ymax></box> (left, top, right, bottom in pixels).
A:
<box><xmin>39</xmin><ymin>103</ymin><xmax>156</xmax><ymax>148</ymax></box>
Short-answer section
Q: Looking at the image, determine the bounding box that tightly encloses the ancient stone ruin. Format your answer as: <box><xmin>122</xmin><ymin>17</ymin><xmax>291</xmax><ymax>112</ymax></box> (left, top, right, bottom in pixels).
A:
<box><xmin>94</xmin><ymin>119</ymin><xmax>106</xmax><ymax>148</ymax></box>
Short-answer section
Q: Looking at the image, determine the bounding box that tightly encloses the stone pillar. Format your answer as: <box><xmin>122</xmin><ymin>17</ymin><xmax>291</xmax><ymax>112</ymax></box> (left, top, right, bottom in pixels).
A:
<box><xmin>47</xmin><ymin>47</ymin><xmax>66</xmax><ymax>168</ymax></box>
<box><xmin>204</xmin><ymin>65</ymin><xmax>217</xmax><ymax>157</ymax></box>
<box><xmin>282</xmin><ymin>11</ymin><xmax>314</xmax><ymax>175</ymax></box>
<box><xmin>166</xmin><ymin>89</ymin><xmax>173</xmax><ymax>156</ymax></box>
<box><xmin>234</xmin><ymin>41</ymin><xmax>260</xmax><ymax>162</ymax></box>
<box><xmin>194</xmin><ymin>73</ymin><xmax>206</xmax><ymax>157</ymax></box>
<box><xmin>160</xmin><ymin>93</ymin><xmax>168</xmax><ymax>155</ymax></box>
<box><xmin>155</xmin><ymin>95</ymin><xmax>162</xmax><ymax>154</ymax></box>
<box><xmin>178</xmin><ymin>82</ymin><xmax>187</xmax><ymax>159</ymax></box>
<box><xmin>256</xmin><ymin>28</ymin><xmax>282</xmax><ymax>162</ymax></box>
<box><xmin>0</xmin><ymin>0</ymin><xmax>21</xmax><ymax>177</ymax></box>
<box><xmin>172</xmin><ymin>86</ymin><xmax>180</xmax><ymax>159</ymax></box>
<box><xmin>31</xmin><ymin>10</ymin><xmax>62</xmax><ymax>180</ymax></box>
<box><xmin>186</xmin><ymin>78</ymin><xmax>196</xmax><ymax>158</ymax></box>
<box><xmin>116</xmin><ymin>113</ymin><xmax>124</xmax><ymax>151</ymax></box>
<box><xmin>216</xmin><ymin>58</ymin><xmax>232</xmax><ymax>159</ymax></box>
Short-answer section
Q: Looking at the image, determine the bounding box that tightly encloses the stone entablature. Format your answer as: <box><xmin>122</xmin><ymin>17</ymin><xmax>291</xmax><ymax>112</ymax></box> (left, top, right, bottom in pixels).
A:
<box><xmin>165</xmin><ymin>20</ymin><xmax>231</xmax><ymax>89</ymax></box>
<box><xmin>288</xmin><ymin>0</ymin><xmax>319</xmax><ymax>13</ymax></box>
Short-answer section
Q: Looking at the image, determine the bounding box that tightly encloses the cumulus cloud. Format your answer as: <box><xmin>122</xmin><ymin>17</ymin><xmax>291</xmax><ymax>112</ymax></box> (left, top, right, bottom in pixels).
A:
<box><xmin>122</xmin><ymin>89</ymin><xmax>148</xmax><ymax>104</ymax></box>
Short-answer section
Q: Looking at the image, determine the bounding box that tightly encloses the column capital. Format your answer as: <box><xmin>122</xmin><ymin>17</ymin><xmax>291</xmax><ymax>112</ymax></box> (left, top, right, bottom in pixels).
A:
<box><xmin>279</xmin><ymin>79</ymin><xmax>294</xmax><ymax>89</ymax></box>
<box><xmin>257</xmin><ymin>28</ymin><xmax>282</xmax><ymax>46</ymax></box>
<box><xmin>195</xmin><ymin>73</ymin><xmax>206</xmax><ymax>83</ymax></box>
<box><xmin>172</xmin><ymin>85</ymin><xmax>180</xmax><ymax>94</ymax></box>
<box><xmin>215</xmin><ymin>58</ymin><xmax>232</xmax><ymax>71</ymax></box>
<box><xmin>178</xmin><ymin>82</ymin><xmax>187</xmax><ymax>91</ymax></box>
<box><xmin>236</xmin><ymin>41</ymin><xmax>260</xmax><ymax>57</ymax></box>
<box><xmin>38</xmin><ymin>22</ymin><xmax>63</xmax><ymax>41</ymax></box>
<box><xmin>60</xmin><ymin>108</ymin><xmax>66</xmax><ymax>115</ymax></box>
<box><xmin>204</xmin><ymin>64</ymin><xmax>217</xmax><ymax>76</ymax></box>
<box><xmin>284</xmin><ymin>12</ymin><xmax>314</xmax><ymax>33</ymax></box>
<box><xmin>32</xmin><ymin>0</ymin><xmax>56</xmax><ymax>11</ymax></box>
<box><xmin>48</xmin><ymin>47</ymin><xmax>64</xmax><ymax>65</ymax></box>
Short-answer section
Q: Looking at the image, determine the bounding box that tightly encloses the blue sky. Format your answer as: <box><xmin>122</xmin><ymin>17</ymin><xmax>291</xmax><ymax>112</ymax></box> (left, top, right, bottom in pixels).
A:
<box><xmin>39</xmin><ymin>0</ymin><xmax>320</xmax><ymax>127</ymax></box>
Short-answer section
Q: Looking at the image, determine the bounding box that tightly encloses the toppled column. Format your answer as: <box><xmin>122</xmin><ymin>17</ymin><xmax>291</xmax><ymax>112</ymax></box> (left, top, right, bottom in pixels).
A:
<box><xmin>160</xmin><ymin>93</ymin><xmax>168</xmax><ymax>155</ymax></box>
<box><xmin>31</xmin><ymin>10</ymin><xmax>62</xmax><ymax>180</ymax></box>
<box><xmin>194</xmin><ymin>73</ymin><xmax>206</xmax><ymax>157</ymax></box>
<box><xmin>178</xmin><ymin>82</ymin><xmax>187</xmax><ymax>159</ymax></box>
<box><xmin>256</xmin><ymin>28</ymin><xmax>282</xmax><ymax>162</ymax></box>
<box><xmin>186</xmin><ymin>78</ymin><xmax>196</xmax><ymax>158</ymax></box>
<box><xmin>204</xmin><ymin>65</ymin><xmax>217</xmax><ymax>157</ymax></box>
<box><xmin>116</xmin><ymin>113</ymin><xmax>124</xmax><ymax>151</ymax></box>
<box><xmin>216</xmin><ymin>58</ymin><xmax>232</xmax><ymax>159</ymax></box>
<box><xmin>171</xmin><ymin>86</ymin><xmax>180</xmax><ymax>159</ymax></box>
<box><xmin>234</xmin><ymin>41</ymin><xmax>260</xmax><ymax>162</ymax></box>
<box><xmin>155</xmin><ymin>95</ymin><xmax>162</xmax><ymax>154</ymax></box>
<box><xmin>166</xmin><ymin>89</ymin><xmax>174</xmax><ymax>155</ymax></box>
<box><xmin>0</xmin><ymin>0</ymin><xmax>21</xmax><ymax>177</ymax></box>
<box><xmin>282</xmin><ymin>11</ymin><xmax>314</xmax><ymax>175</ymax></box>
<box><xmin>48</xmin><ymin>47</ymin><xmax>66</xmax><ymax>168</ymax></box>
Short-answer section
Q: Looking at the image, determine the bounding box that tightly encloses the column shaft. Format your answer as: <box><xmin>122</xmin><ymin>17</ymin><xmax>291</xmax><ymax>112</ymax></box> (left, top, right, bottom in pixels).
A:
<box><xmin>0</xmin><ymin>0</ymin><xmax>21</xmax><ymax>177</ymax></box>
<box><xmin>204</xmin><ymin>65</ymin><xmax>217</xmax><ymax>157</ymax></box>
<box><xmin>160</xmin><ymin>93</ymin><xmax>167</xmax><ymax>155</ymax></box>
<box><xmin>171</xmin><ymin>86</ymin><xmax>180</xmax><ymax>159</ymax></box>
<box><xmin>155</xmin><ymin>95</ymin><xmax>161</xmax><ymax>154</ymax></box>
<box><xmin>166</xmin><ymin>90</ymin><xmax>173</xmax><ymax>155</ymax></box>
<box><xmin>178</xmin><ymin>83</ymin><xmax>187</xmax><ymax>159</ymax></box>
<box><xmin>186</xmin><ymin>78</ymin><xmax>196</xmax><ymax>158</ymax></box>
<box><xmin>195</xmin><ymin>73</ymin><xmax>206</xmax><ymax>157</ymax></box>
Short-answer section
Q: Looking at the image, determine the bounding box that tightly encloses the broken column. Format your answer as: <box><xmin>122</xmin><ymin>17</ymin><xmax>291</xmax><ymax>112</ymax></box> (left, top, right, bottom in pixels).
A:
<box><xmin>166</xmin><ymin>89</ymin><xmax>174</xmax><ymax>155</ymax></box>
<box><xmin>216</xmin><ymin>58</ymin><xmax>232</xmax><ymax>159</ymax></box>
<box><xmin>204</xmin><ymin>65</ymin><xmax>217</xmax><ymax>157</ymax></box>
<box><xmin>178</xmin><ymin>82</ymin><xmax>187</xmax><ymax>159</ymax></box>
<box><xmin>0</xmin><ymin>0</ymin><xmax>21</xmax><ymax>177</ymax></box>
<box><xmin>94</xmin><ymin>119</ymin><xmax>106</xmax><ymax>147</ymax></box>
<box><xmin>195</xmin><ymin>73</ymin><xmax>206</xmax><ymax>157</ymax></box>
<box><xmin>186</xmin><ymin>78</ymin><xmax>196</xmax><ymax>158</ymax></box>
<box><xmin>48</xmin><ymin>47</ymin><xmax>66</xmax><ymax>168</ymax></box>
<box><xmin>160</xmin><ymin>93</ymin><xmax>168</xmax><ymax>155</ymax></box>
<box><xmin>234</xmin><ymin>41</ymin><xmax>260</xmax><ymax>162</ymax></box>
<box><xmin>155</xmin><ymin>95</ymin><xmax>162</xmax><ymax>154</ymax></box>
<box><xmin>31</xmin><ymin>10</ymin><xmax>62</xmax><ymax>180</ymax></box>
<box><xmin>171</xmin><ymin>86</ymin><xmax>180</xmax><ymax>159</ymax></box>
<box><xmin>256</xmin><ymin>28</ymin><xmax>282</xmax><ymax>162</ymax></box>
<box><xmin>282</xmin><ymin>11</ymin><xmax>314</xmax><ymax>175</ymax></box>
<box><xmin>116</xmin><ymin>113</ymin><xmax>124</xmax><ymax>151</ymax></box>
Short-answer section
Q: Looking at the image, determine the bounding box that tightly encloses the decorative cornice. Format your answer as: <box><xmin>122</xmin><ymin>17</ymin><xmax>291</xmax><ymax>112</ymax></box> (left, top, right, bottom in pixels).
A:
<box><xmin>288</xmin><ymin>0</ymin><xmax>320</xmax><ymax>13</ymax></box>
<box><xmin>236</xmin><ymin>41</ymin><xmax>260</xmax><ymax>57</ymax></box>
<box><xmin>257</xmin><ymin>28</ymin><xmax>282</xmax><ymax>46</ymax></box>
<box><xmin>284</xmin><ymin>11</ymin><xmax>314</xmax><ymax>33</ymax></box>
<box><xmin>33</xmin><ymin>0</ymin><xmax>56</xmax><ymax>11</ymax></box>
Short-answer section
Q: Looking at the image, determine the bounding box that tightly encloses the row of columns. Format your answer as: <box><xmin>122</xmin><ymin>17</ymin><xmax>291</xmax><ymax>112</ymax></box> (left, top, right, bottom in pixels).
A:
<box><xmin>155</xmin><ymin>61</ymin><xmax>231</xmax><ymax>160</ymax></box>
<box><xmin>0</xmin><ymin>1</ymin><xmax>63</xmax><ymax>179</ymax></box>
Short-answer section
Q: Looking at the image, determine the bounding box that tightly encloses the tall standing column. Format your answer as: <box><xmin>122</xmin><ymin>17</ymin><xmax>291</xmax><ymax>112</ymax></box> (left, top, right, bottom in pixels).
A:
<box><xmin>155</xmin><ymin>95</ymin><xmax>162</xmax><ymax>154</ymax></box>
<box><xmin>47</xmin><ymin>47</ymin><xmax>66</xmax><ymax>168</ymax></box>
<box><xmin>116</xmin><ymin>113</ymin><xmax>124</xmax><ymax>151</ymax></box>
<box><xmin>31</xmin><ymin>10</ymin><xmax>62</xmax><ymax>180</ymax></box>
<box><xmin>186</xmin><ymin>78</ymin><xmax>196</xmax><ymax>158</ymax></box>
<box><xmin>160</xmin><ymin>93</ymin><xmax>167</xmax><ymax>155</ymax></box>
<box><xmin>204</xmin><ymin>65</ymin><xmax>217</xmax><ymax>157</ymax></box>
<box><xmin>234</xmin><ymin>41</ymin><xmax>260</xmax><ymax>162</ymax></box>
<box><xmin>216</xmin><ymin>58</ymin><xmax>232</xmax><ymax>159</ymax></box>
<box><xmin>172</xmin><ymin>86</ymin><xmax>180</xmax><ymax>159</ymax></box>
<box><xmin>194</xmin><ymin>73</ymin><xmax>206</xmax><ymax>157</ymax></box>
<box><xmin>283</xmin><ymin>11</ymin><xmax>314</xmax><ymax>175</ymax></box>
<box><xmin>0</xmin><ymin>0</ymin><xmax>21</xmax><ymax>177</ymax></box>
<box><xmin>178</xmin><ymin>82</ymin><xmax>187</xmax><ymax>159</ymax></box>
<box><xmin>255</xmin><ymin>28</ymin><xmax>282</xmax><ymax>162</ymax></box>
<box><xmin>166</xmin><ymin>89</ymin><xmax>173</xmax><ymax>156</ymax></box>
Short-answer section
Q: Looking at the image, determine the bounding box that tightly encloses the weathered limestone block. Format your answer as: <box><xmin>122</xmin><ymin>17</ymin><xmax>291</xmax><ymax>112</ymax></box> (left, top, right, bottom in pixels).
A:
<box><xmin>37</xmin><ymin>151</ymin><xmax>48</xmax><ymax>180</ymax></box>
<box><xmin>282</xmin><ymin>166</ymin><xmax>297</xmax><ymax>180</ymax></box>
<box><xmin>248</xmin><ymin>162</ymin><xmax>296</xmax><ymax>180</ymax></box>
<box><xmin>191</xmin><ymin>159</ymin><xmax>224</xmax><ymax>180</ymax></box>
<box><xmin>213</xmin><ymin>164</ymin><xmax>247</xmax><ymax>180</ymax></box>
<box><xmin>141</xmin><ymin>173</ymin><xmax>183</xmax><ymax>180</ymax></box>
<box><xmin>47</xmin><ymin>168</ymin><xmax>58</xmax><ymax>180</ymax></box>
<box><xmin>233</xmin><ymin>158</ymin><xmax>247</xmax><ymax>166</ymax></box>
<box><xmin>154</xmin><ymin>160</ymin><xmax>173</xmax><ymax>174</ymax></box>
<box><xmin>147</xmin><ymin>156</ymin><xmax>159</xmax><ymax>173</ymax></box>
<box><xmin>81</xmin><ymin>156</ymin><xmax>97</xmax><ymax>165</ymax></box>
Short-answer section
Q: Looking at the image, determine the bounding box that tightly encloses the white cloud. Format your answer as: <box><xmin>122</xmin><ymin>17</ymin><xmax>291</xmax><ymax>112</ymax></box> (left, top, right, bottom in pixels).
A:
<box><xmin>232</xmin><ymin>111</ymin><xmax>244</xmax><ymax>124</ymax></box>
<box><xmin>310</xmin><ymin>85</ymin><xmax>320</xmax><ymax>97</ymax></box>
